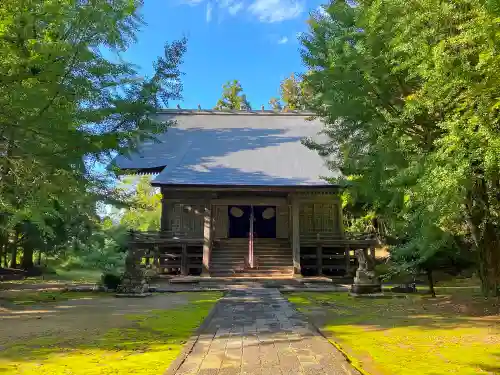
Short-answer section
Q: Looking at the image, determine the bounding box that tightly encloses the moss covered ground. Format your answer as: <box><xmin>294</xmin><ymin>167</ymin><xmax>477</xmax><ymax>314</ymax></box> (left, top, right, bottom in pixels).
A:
<box><xmin>286</xmin><ymin>290</ymin><xmax>500</xmax><ymax>375</ymax></box>
<box><xmin>0</xmin><ymin>292</ymin><xmax>222</xmax><ymax>375</ymax></box>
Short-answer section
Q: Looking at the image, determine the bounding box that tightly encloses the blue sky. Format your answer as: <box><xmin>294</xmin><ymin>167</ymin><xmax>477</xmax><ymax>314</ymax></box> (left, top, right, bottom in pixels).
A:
<box><xmin>121</xmin><ymin>0</ymin><xmax>325</xmax><ymax>109</ymax></box>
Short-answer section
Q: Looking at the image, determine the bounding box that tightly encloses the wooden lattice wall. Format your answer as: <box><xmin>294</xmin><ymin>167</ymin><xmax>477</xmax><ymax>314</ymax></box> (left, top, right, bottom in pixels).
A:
<box><xmin>298</xmin><ymin>202</ymin><xmax>341</xmax><ymax>235</ymax></box>
<box><xmin>163</xmin><ymin>203</ymin><xmax>205</xmax><ymax>237</ymax></box>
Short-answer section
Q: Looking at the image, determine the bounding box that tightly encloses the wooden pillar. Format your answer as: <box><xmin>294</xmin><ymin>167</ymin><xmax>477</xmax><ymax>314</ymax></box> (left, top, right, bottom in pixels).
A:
<box><xmin>202</xmin><ymin>204</ymin><xmax>212</xmax><ymax>277</ymax></box>
<box><xmin>316</xmin><ymin>246</ymin><xmax>323</xmax><ymax>276</ymax></box>
<box><xmin>316</xmin><ymin>233</ymin><xmax>322</xmax><ymax>275</ymax></box>
<box><xmin>160</xmin><ymin>196</ymin><xmax>169</xmax><ymax>232</ymax></box>
<box><xmin>344</xmin><ymin>245</ymin><xmax>351</xmax><ymax>276</ymax></box>
<box><xmin>181</xmin><ymin>243</ymin><xmax>188</xmax><ymax>276</ymax></box>
<box><xmin>291</xmin><ymin>196</ymin><xmax>301</xmax><ymax>275</ymax></box>
<box><xmin>153</xmin><ymin>246</ymin><xmax>160</xmax><ymax>272</ymax></box>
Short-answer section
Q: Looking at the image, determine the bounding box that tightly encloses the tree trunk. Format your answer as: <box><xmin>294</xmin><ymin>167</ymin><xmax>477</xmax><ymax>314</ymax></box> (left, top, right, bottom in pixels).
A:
<box><xmin>426</xmin><ymin>269</ymin><xmax>436</xmax><ymax>298</ymax></box>
<box><xmin>0</xmin><ymin>231</ymin><xmax>9</xmax><ymax>267</ymax></box>
<box><xmin>464</xmin><ymin>177</ymin><xmax>500</xmax><ymax>297</ymax></box>
<box><xmin>477</xmin><ymin>224</ymin><xmax>500</xmax><ymax>297</ymax></box>
<box><xmin>21</xmin><ymin>246</ymin><xmax>34</xmax><ymax>270</ymax></box>
<box><xmin>10</xmin><ymin>245</ymin><xmax>17</xmax><ymax>268</ymax></box>
<box><xmin>0</xmin><ymin>243</ymin><xmax>4</xmax><ymax>268</ymax></box>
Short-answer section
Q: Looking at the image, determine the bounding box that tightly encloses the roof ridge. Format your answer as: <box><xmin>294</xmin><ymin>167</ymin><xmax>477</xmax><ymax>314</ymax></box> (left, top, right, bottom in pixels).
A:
<box><xmin>157</xmin><ymin>109</ymin><xmax>316</xmax><ymax>116</ymax></box>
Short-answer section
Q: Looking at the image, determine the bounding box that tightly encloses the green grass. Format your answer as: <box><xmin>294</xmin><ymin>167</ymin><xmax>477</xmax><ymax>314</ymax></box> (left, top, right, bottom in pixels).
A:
<box><xmin>0</xmin><ymin>292</ymin><xmax>222</xmax><ymax>375</ymax></box>
<box><xmin>286</xmin><ymin>291</ymin><xmax>500</xmax><ymax>375</ymax></box>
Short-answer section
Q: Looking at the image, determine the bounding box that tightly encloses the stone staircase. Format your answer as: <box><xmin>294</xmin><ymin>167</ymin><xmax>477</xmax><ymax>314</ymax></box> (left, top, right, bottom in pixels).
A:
<box><xmin>210</xmin><ymin>238</ymin><xmax>294</xmax><ymax>277</ymax></box>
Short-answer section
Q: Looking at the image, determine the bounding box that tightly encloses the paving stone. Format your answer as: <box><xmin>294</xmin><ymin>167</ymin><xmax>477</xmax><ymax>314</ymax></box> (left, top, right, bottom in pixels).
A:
<box><xmin>172</xmin><ymin>288</ymin><xmax>359</xmax><ymax>375</ymax></box>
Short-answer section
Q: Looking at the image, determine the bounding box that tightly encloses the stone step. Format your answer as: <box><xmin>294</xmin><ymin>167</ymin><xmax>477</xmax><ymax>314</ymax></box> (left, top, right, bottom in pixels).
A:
<box><xmin>211</xmin><ymin>263</ymin><xmax>293</xmax><ymax>269</ymax></box>
<box><xmin>216</xmin><ymin>249</ymin><xmax>291</xmax><ymax>252</ymax></box>
<box><xmin>210</xmin><ymin>262</ymin><xmax>293</xmax><ymax>268</ymax></box>
<box><xmin>215</xmin><ymin>243</ymin><xmax>290</xmax><ymax>247</ymax></box>
<box><xmin>211</xmin><ymin>254</ymin><xmax>292</xmax><ymax>260</ymax></box>
<box><xmin>211</xmin><ymin>264</ymin><xmax>293</xmax><ymax>269</ymax></box>
<box><xmin>210</xmin><ymin>269</ymin><xmax>294</xmax><ymax>275</ymax></box>
<box><xmin>212</xmin><ymin>249</ymin><xmax>292</xmax><ymax>253</ymax></box>
<box><xmin>212</xmin><ymin>252</ymin><xmax>292</xmax><ymax>257</ymax></box>
<box><xmin>211</xmin><ymin>258</ymin><xmax>292</xmax><ymax>264</ymax></box>
<box><xmin>209</xmin><ymin>274</ymin><xmax>295</xmax><ymax>278</ymax></box>
<box><xmin>214</xmin><ymin>242</ymin><xmax>291</xmax><ymax>246</ymax></box>
<box><xmin>212</xmin><ymin>257</ymin><xmax>291</xmax><ymax>262</ymax></box>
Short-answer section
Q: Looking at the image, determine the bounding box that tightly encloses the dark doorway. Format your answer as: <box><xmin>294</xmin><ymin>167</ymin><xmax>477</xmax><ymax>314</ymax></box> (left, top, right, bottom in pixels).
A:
<box><xmin>228</xmin><ymin>205</ymin><xmax>251</xmax><ymax>238</ymax></box>
<box><xmin>253</xmin><ymin>206</ymin><xmax>277</xmax><ymax>238</ymax></box>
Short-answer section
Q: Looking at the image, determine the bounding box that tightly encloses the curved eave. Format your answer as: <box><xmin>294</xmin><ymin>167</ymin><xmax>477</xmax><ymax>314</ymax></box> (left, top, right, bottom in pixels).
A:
<box><xmin>152</xmin><ymin>183</ymin><xmax>342</xmax><ymax>192</ymax></box>
<box><xmin>118</xmin><ymin>166</ymin><xmax>165</xmax><ymax>175</ymax></box>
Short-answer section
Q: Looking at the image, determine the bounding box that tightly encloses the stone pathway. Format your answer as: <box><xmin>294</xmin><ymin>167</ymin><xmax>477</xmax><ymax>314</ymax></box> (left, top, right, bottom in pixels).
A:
<box><xmin>173</xmin><ymin>288</ymin><xmax>359</xmax><ymax>375</ymax></box>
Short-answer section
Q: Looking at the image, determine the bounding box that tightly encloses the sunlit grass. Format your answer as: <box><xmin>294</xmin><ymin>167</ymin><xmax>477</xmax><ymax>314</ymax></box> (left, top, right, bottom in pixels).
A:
<box><xmin>287</xmin><ymin>291</ymin><xmax>500</xmax><ymax>375</ymax></box>
<box><xmin>0</xmin><ymin>292</ymin><xmax>222</xmax><ymax>375</ymax></box>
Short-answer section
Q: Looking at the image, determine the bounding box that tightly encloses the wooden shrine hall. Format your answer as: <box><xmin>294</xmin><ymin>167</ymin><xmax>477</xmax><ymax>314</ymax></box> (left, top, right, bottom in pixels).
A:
<box><xmin>114</xmin><ymin>109</ymin><xmax>375</xmax><ymax>279</ymax></box>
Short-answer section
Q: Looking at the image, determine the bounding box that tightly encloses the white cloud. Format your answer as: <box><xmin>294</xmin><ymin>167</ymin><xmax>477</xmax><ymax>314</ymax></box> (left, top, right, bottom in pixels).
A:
<box><xmin>181</xmin><ymin>0</ymin><xmax>205</xmax><ymax>5</ymax></box>
<box><xmin>228</xmin><ymin>1</ymin><xmax>244</xmax><ymax>15</ymax></box>
<box><xmin>277</xmin><ymin>36</ymin><xmax>288</xmax><ymax>44</ymax></box>
<box><xmin>178</xmin><ymin>0</ymin><xmax>304</xmax><ymax>23</ymax></box>
<box><xmin>248</xmin><ymin>0</ymin><xmax>304</xmax><ymax>23</ymax></box>
<box><xmin>206</xmin><ymin>2</ymin><xmax>213</xmax><ymax>22</ymax></box>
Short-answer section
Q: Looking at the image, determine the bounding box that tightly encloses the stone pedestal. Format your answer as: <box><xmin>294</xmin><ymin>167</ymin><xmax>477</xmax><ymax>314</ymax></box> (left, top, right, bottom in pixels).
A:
<box><xmin>116</xmin><ymin>240</ymin><xmax>152</xmax><ymax>297</ymax></box>
<box><xmin>350</xmin><ymin>269</ymin><xmax>382</xmax><ymax>295</ymax></box>
<box><xmin>350</xmin><ymin>248</ymin><xmax>382</xmax><ymax>296</ymax></box>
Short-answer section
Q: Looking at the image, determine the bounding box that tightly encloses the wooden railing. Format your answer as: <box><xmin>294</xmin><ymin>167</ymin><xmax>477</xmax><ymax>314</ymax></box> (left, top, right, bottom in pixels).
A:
<box><xmin>128</xmin><ymin>230</ymin><xmax>377</xmax><ymax>278</ymax></box>
<box><xmin>128</xmin><ymin>231</ymin><xmax>204</xmax><ymax>276</ymax></box>
<box><xmin>299</xmin><ymin>232</ymin><xmax>377</xmax><ymax>278</ymax></box>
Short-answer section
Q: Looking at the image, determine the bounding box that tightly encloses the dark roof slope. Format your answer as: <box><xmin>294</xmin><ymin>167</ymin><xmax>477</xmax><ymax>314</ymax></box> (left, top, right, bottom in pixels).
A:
<box><xmin>113</xmin><ymin>110</ymin><xmax>338</xmax><ymax>186</ymax></box>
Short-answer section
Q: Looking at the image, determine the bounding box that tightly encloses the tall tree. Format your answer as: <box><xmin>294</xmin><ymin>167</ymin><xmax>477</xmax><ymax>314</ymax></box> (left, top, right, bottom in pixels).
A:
<box><xmin>279</xmin><ymin>73</ymin><xmax>303</xmax><ymax>111</ymax></box>
<box><xmin>301</xmin><ymin>0</ymin><xmax>500</xmax><ymax>295</ymax></box>
<box><xmin>119</xmin><ymin>176</ymin><xmax>162</xmax><ymax>231</ymax></box>
<box><xmin>274</xmin><ymin>73</ymin><xmax>312</xmax><ymax>111</ymax></box>
<box><xmin>0</xmin><ymin>0</ymin><xmax>186</xmax><ymax>267</ymax></box>
<box><xmin>215</xmin><ymin>80</ymin><xmax>251</xmax><ymax>110</ymax></box>
<box><xmin>269</xmin><ymin>97</ymin><xmax>283</xmax><ymax>110</ymax></box>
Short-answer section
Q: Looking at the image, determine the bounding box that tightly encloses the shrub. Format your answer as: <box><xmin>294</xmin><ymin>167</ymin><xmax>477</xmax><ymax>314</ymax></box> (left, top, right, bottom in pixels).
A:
<box><xmin>101</xmin><ymin>272</ymin><xmax>121</xmax><ymax>290</ymax></box>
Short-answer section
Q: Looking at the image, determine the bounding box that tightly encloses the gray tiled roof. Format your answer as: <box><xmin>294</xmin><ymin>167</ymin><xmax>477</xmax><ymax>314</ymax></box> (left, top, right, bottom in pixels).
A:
<box><xmin>113</xmin><ymin>110</ymin><xmax>338</xmax><ymax>186</ymax></box>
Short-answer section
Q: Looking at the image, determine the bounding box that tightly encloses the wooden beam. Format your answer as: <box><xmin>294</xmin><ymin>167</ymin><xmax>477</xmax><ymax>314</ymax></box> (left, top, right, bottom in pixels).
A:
<box><xmin>211</xmin><ymin>197</ymin><xmax>287</xmax><ymax>206</ymax></box>
<box><xmin>291</xmin><ymin>195</ymin><xmax>301</xmax><ymax>275</ymax></box>
<box><xmin>153</xmin><ymin>184</ymin><xmax>341</xmax><ymax>193</ymax></box>
<box><xmin>296</xmin><ymin>195</ymin><xmax>342</xmax><ymax>203</ymax></box>
<box><xmin>202</xmin><ymin>205</ymin><xmax>212</xmax><ymax>277</ymax></box>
